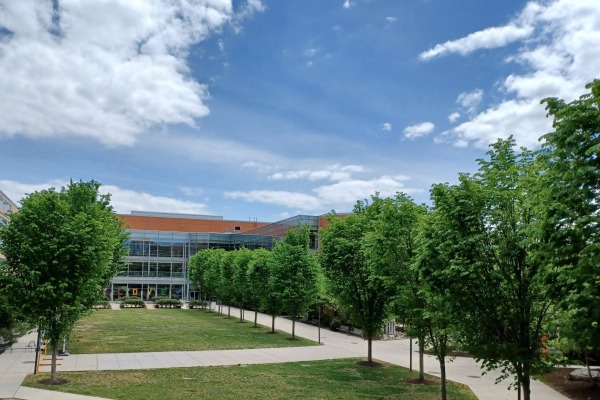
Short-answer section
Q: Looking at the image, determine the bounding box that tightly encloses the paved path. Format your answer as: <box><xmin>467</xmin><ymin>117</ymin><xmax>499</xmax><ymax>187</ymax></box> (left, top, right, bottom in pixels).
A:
<box><xmin>0</xmin><ymin>306</ymin><xmax>570</xmax><ymax>400</ymax></box>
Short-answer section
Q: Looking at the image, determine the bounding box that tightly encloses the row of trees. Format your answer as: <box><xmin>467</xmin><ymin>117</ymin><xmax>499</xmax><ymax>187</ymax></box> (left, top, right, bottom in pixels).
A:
<box><xmin>319</xmin><ymin>80</ymin><xmax>600</xmax><ymax>400</ymax></box>
<box><xmin>188</xmin><ymin>225</ymin><xmax>319</xmax><ymax>339</ymax></box>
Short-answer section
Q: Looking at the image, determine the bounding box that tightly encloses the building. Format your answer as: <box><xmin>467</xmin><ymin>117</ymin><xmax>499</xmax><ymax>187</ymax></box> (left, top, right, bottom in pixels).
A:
<box><xmin>0</xmin><ymin>187</ymin><xmax>340</xmax><ymax>298</ymax></box>
<box><xmin>0</xmin><ymin>189</ymin><xmax>19</xmax><ymax>260</ymax></box>
<box><xmin>112</xmin><ymin>211</ymin><xmax>335</xmax><ymax>301</ymax></box>
<box><xmin>0</xmin><ymin>189</ymin><xmax>18</xmax><ymax>226</ymax></box>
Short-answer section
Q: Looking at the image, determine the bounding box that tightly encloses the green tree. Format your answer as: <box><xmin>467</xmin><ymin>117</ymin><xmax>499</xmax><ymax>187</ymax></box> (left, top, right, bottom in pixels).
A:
<box><xmin>219</xmin><ymin>250</ymin><xmax>237</xmax><ymax>318</ymax></box>
<box><xmin>0</xmin><ymin>261</ymin><xmax>31</xmax><ymax>348</ymax></box>
<box><xmin>232</xmin><ymin>247</ymin><xmax>253</xmax><ymax>322</ymax></box>
<box><xmin>247</xmin><ymin>248</ymin><xmax>280</xmax><ymax>330</ymax></box>
<box><xmin>320</xmin><ymin>209</ymin><xmax>390</xmax><ymax>363</ymax></box>
<box><xmin>540</xmin><ymin>80</ymin><xmax>600</xmax><ymax>384</ymax></box>
<box><xmin>362</xmin><ymin>194</ymin><xmax>429</xmax><ymax>377</ymax></box>
<box><xmin>188</xmin><ymin>251</ymin><xmax>209</xmax><ymax>301</ymax></box>
<box><xmin>270</xmin><ymin>225</ymin><xmax>318</xmax><ymax>339</ymax></box>
<box><xmin>428</xmin><ymin>139</ymin><xmax>549</xmax><ymax>400</ymax></box>
<box><xmin>0</xmin><ymin>180</ymin><xmax>128</xmax><ymax>382</ymax></box>
<box><xmin>414</xmin><ymin>209</ymin><xmax>461</xmax><ymax>400</ymax></box>
<box><xmin>203</xmin><ymin>249</ymin><xmax>226</xmax><ymax>313</ymax></box>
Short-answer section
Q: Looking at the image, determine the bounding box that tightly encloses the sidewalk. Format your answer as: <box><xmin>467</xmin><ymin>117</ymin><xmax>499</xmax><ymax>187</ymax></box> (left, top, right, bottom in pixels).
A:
<box><xmin>0</xmin><ymin>307</ymin><xmax>570</xmax><ymax>400</ymax></box>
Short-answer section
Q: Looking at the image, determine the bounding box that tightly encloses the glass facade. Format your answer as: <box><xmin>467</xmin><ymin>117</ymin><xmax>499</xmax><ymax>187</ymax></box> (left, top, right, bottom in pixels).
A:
<box><xmin>111</xmin><ymin>229</ymin><xmax>279</xmax><ymax>300</ymax></box>
<box><xmin>244</xmin><ymin>215</ymin><xmax>321</xmax><ymax>249</ymax></box>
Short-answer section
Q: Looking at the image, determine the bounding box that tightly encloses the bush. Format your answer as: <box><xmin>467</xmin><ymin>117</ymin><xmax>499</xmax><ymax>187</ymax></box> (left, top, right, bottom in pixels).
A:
<box><xmin>93</xmin><ymin>301</ymin><xmax>110</xmax><ymax>309</ymax></box>
<box><xmin>120</xmin><ymin>298</ymin><xmax>145</xmax><ymax>308</ymax></box>
<box><xmin>329</xmin><ymin>317</ymin><xmax>341</xmax><ymax>331</ymax></box>
<box><xmin>189</xmin><ymin>300</ymin><xmax>208</xmax><ymax>309</ymax></box>
<box><xmin>121</xmin><ymin>296</ymin><xmax>140</xmax><ymax>301</ymax></box>
<box><xmin>154</xmin><ymin>299</ymin><xmax>181</xmax><ymax>308</ymax></box>
<box><xmin>151</xmin><ymin>296</ymin><xmax>171</xmax><ymax>302</ymax></box>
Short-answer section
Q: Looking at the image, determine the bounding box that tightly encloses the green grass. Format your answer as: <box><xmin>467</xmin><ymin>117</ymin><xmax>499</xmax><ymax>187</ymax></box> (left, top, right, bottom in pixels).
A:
<box><xmin>68</xmin><ymin>309</ymin><xmax>315</xmax><ymax>353</ymax></box>
<box><xmin>24</xmin><ymin>358</ymin><xmax>477</xmax><ymax>400</ymax></box>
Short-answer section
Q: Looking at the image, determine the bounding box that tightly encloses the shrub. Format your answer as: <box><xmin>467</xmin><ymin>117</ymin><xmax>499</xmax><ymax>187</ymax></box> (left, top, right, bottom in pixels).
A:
<box><xmin>121</xmin><ymin>296</ymin><xmax>140</xmax><ymax>301</ymax></box>
<box><xmin>154</xmin><ymin>299</ymin><xmax>181</xmax><ymax>308</ymax></box>
<box><xmin>189</xmin><ymin>300</ymin><xmax>208</xmax><ymax>309</ymax></box>
<box><xmin>329</xmin><ymin>317</ymin><xmax>341</xmax><ymax>331</ymax></box>
<box><xmin>151</xmin><ymin>296</ymin><xmax>171</xmax><ymax>302</ymax></box>
<box><xmin>120</xmin><ymin>298</ymin><xmax>145</xmax><ymax>308</ymax></box>
<box><xmin>93</xmin><ymin>301</ymin><xmax>110</xmax><ymax>309</ymax></box>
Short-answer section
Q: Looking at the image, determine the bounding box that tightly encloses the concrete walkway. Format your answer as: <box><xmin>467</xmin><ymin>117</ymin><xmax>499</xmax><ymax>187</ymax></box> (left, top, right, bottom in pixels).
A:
<box><xmin>0</xmin><ymin>307</ymin><xmax>570</xmax><ymax>400</ymax></box>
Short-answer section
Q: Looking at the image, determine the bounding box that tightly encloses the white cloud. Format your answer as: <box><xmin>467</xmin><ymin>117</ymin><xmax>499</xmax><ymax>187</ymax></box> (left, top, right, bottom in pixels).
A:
<box><xmin>386</xmin><ymin>17</ymin><xmax>397</xmax><ymax>23</ymax></box>
<box><xmin>304</xmin><ymin>48</ymin><xmax>319</xmax><ymax>57</ymax></box>
<box><xmin>0</xmin><ymin>179</ymin><xmax>211</xmax><ymax>214</ymax></box>
<box><xmin>381</xmin><ymin>122</ymin><xmax>393</xmax><ymax>131</ymax></box>
<box><xmin>180</xmin><ymin>187</ymin><xmax>204</xmax><ymax>196</ymax></box>
<box><xmin>148</xmin><ymin>133</ymin><xmax>280</xmax><ymax>166</ymax></box>
<box><xmin>441</xmin><ymin>99</ymin><xmax>551</xmax><ymax>149</ymax></box>
<box><xmin>343</xmin><ymin>1</ymin><xmax>351</xmax><ymax>9</ymax></box>
<box><xmin>241</xmin><ymin>161</ymin><xmax>277</xmax><ymax>173</ymax></box>
<box><xmin>0</xmin><ymin>1</ymin><xmax>262</xmax><ymax>147</ymax></box>
<box><xmin>431</xmin><ymin>0</ymin><xmax>600</xmax><ymax>148</ymax></box>
<box><xmin>448</xmin><ymin>112</ymin><xmax>461</xmax><ymax>123</ymax></box>
<box><xmin>225</xmin><ymin>190</ymin><xmax>322</xmax><ymax>211</ymax></box>
<box><xmin>269</xmin><ymin>164</ymin><xmax>365</xmax><ymax>182</ymax></box>
<box><xmin>420</xmin><ymin>24</ymin><xmax>533</xmax><ymax>60</ymax></box>
<box><xmin>456</xmin><ymin>89</ymin><xmax>483</xmax><ymax>114</ymax></box>
<box><xmin>403</xmin><ymin>122</ymin><xmax>435</xmax><ymax>139</ymax></box>
<box><xmin>226</xmin><ymin>175</ymin><xmax>418</xmax><ymax>212</ymax></box>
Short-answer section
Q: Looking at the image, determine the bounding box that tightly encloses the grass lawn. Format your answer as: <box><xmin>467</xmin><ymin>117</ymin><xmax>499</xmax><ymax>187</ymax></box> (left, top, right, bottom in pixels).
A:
<box><xmin>24</xmin><ymin>358</ymin><xmax>477</xmax><ymax>400</ymax></box>
<box><xmin>68</xmin><ymin>309</ymin><xmax>315</xmax><ymax>354</ymax></box>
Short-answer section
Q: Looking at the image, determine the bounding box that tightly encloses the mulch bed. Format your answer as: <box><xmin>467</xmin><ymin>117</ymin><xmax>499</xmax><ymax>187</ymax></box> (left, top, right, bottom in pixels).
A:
<box><xmin>541</xmin><ymin>368</ymin><xmax>599</xmax><ymax>400</ymax></box>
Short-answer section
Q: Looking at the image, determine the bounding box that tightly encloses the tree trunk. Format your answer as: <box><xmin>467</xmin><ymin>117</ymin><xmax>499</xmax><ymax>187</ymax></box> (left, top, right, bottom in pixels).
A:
<box><xmin>254</xmin><ymin>310</ymin><xmax>258</xmax><ymax>327</ymax></box>
<box><xmin>522</xmin><ymin>363</ymin><xmax>531</xmax><ymax>400</ymax></box>
<box><xmin>228</xmin><ymin>304</ymin><xmax>231</xmax><ymax>318</ymax></box>
<box><xmin>240</xmin><ymin>306</ymin><xmax>243</xmax><ymax>322</ymax></box>
<box><xmin>439</xmin><ymin>355</ymin><xmax>447</xmax><ymax>400</ymax></box>
<box><xmin>584</xmin><ymin>349</ymin><xmax>598</xmax><ymax>387</ymax></box>
<box><xmin>271</xmin><ymin>315</ymin><xmax>275</xmax><ymax>333</ymax></box>
<box><xmin>50</xmin><ymin>342</ymin><xmax>58</xmax><ymax>382</ymax></box>
<box><xmin>292</xmin><ymin>318</ymin><xmax>296</xmax><ymax>339</ymax></box>
<box><xmin>418</xmin><ymin>336</ymin><xmax>425</xmax><ymax>382</ymax></box>
<box><xmin>367</xmin><ymin>335</ymin><xmax>373</xmax><ymax>363</ymax></box>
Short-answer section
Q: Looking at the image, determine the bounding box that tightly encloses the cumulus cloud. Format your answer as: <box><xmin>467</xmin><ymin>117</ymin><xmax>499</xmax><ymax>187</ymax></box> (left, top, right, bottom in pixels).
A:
<box><xmin>225</xmin><ymin>175</ymin><xmax>417</xmax><ymax>212</ymax></box>
<box><xmin>456</xmin><ymin>89</ymin><xmax>483</xmax><ymax>114</ymax></box>
<box><xmin>448</xmin><ymin>112</ymin><xmax>461</xmax><ymax>123</ymax></box>
<box><xmin>381</xmin><ymin>122</ymin><xmax>393</xmax><ymax>131</ymax></box>
<box><xmin>403</xmin><ymin>122</ymin><xmax>435</xmax><ymax>139</ymax></box>
<box><xmin>343</xmin><ymin>0</ymin><xmax>351</xmax><ymax>9</ymax></box>
<box><xmin>0</xmin><ymin>0</ymin><xmax>262</xmax><ymax>146</ymax></box>
<box><xmin>0</xmin><ymin>179</ymin><xmax>211</xmax><ymax>214</ymax></box>
<box><xmin>429</xmin><ymin>0</ymin><xmax>600</xmax><ymax>148</ymax></box>
<box><xmin>270</xmin><ymin>164</ymin><xmax>365</xmax><ymax>182</ymax></box>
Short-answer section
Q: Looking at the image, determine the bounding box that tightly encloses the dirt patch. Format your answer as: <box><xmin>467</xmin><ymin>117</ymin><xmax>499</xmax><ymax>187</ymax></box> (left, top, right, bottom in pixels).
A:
<box><xmin>405</xmin><ymin>378</ymin><xmax>438</xmax><ymax>385</ymax></box>
<box><xmin>541</xmin><ymin>368</ymin><xmax>599</xmax><ymax>400</ymax></box>
<box><xmin>38</xmin><ymin>377</ymin><xmax>70</xmax><ymax>385</ymax></box>
<box><xmin>357</xmin><ymin>360</ymin><xmax>386</xmax><ymax>368</ymax></box>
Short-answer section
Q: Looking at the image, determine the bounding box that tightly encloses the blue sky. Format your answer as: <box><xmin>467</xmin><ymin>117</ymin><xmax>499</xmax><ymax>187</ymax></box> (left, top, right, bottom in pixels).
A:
<box><xmin>1</xmin><ymin>0</ymin><xmax>599</xmax><ymax>222</ymax></box>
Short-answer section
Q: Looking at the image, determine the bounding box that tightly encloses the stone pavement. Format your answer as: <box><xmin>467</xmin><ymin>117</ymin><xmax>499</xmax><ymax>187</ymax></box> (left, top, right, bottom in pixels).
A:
<box><xmin>0</xmin><ymin>306</ymin><xmax>571</xmax><ymax>400</ymax></box>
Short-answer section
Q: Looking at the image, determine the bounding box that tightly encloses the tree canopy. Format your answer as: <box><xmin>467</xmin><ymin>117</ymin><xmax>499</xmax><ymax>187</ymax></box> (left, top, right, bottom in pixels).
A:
<box><xmin>0</xmin><ymin>180</ymin><xmax>128</xmax><ymax>382</ymax></box>
<box><xmin>269</xmin><ymin>225</ymin><xmax>318</xmax><ymax>339</ymax></box>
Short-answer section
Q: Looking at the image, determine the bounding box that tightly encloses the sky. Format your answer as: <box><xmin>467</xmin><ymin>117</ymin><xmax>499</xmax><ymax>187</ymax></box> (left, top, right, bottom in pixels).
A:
<box><xmin>1</xmin><ymin>0</ymin><xmax>599</xmax><ymax>222</ymax></box>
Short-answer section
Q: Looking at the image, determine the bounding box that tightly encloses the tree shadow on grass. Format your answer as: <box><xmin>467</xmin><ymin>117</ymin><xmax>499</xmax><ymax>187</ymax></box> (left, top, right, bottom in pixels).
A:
<box><xmin>39</xmin><ymin>378</ymin><xmax>70</xmax><ymax>385</ymax></box>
